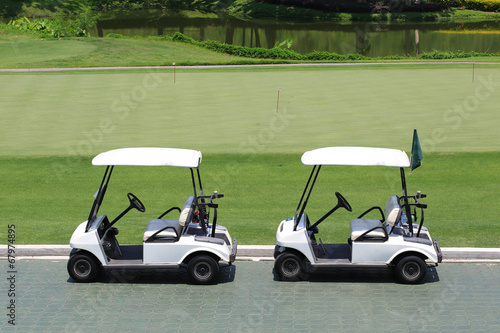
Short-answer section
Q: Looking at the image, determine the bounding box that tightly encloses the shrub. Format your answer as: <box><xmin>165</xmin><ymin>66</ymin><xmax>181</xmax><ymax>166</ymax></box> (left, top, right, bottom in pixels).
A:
<box><xmin>418</xmin><ymin>50</ymin><xmax>493</xmax><ymax>59</ymax></box>
<box><xmin>8</xmin><ymin>8</ymin><xmax>98</xmax><ymax>37</ymax></box>
<box><xmin>8</xmin><ymin>17</ymin><xmax>65</xmax><ymax>37</ymax></box>
<box><xmin>437</xmin><ymin>0</ymin><xmax>500</xmax><ymax>11</ymax></box>
<box><xmin>170</xmin><ymin>32</ymin><xmax>499</xmax><ymax>61</ymax></box>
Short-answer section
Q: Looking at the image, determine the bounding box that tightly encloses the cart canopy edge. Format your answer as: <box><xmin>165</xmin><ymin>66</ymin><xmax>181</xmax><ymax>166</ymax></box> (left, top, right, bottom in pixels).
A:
<box><xmin>301</xmin><ymin>147</ymin><xmax>410</xmax><ymax>168</ymax></box>
<box><xmin>92</xmin><ymin>147</ymin><xmax>202</xmax><ymax>168</ymax></box>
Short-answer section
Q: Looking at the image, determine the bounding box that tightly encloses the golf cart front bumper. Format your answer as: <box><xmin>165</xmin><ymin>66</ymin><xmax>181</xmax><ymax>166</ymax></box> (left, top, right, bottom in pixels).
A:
<box><xmin>230</xmin><ymin>238</ymin><xmax>238</xmax><ymax>263</ymax></box>
<box><xmin>433</xmin><ymin>238</ymin><xmax>443</xmax><ymax>263</ymax></box>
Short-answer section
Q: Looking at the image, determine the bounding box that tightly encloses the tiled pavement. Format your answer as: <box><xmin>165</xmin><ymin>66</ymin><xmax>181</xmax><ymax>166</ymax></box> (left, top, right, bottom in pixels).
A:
<box><xmin>2</xmin><ymin>260</ymin><xmax>500</xmax><ymax>332</ymax></box>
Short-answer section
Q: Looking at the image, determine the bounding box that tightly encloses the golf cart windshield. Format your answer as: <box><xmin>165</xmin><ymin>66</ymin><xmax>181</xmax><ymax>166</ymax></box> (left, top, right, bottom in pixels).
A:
<box><xmin>294</xmin><ymin>147</ymin><xmax>412</xmax><ymax>231</ymax></box>
<box><xmin>86</xmin><ymin>148</ymin><xmax>203</xmax><ymax>231</ymax></box>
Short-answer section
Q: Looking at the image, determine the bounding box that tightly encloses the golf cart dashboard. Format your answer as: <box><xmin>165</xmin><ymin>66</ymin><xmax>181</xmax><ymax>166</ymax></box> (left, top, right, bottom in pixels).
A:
<box><xmin>296</xmin><ymin>213</ymin><xmax>307</xmax><ymax>230</ymax></box>
<box><xmin>88</xmin><ymin>215</ymin><xmax>110</xmax><ymax>235</ymax></box>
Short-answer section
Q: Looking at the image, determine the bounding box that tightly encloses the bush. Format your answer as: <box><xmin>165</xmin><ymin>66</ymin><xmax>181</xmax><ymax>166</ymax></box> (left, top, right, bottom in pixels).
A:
<box><xmin>437</xmin><ymin>0</ymin><xmax>500</xmax><ymax>11</ymax></box>
<box><xmin>8</xmin><ymin>9</ymin><xmax>98</xmax><ymax>37</ymax></box>
<box><xmin>258</xmin><ymin>0</ymin><xmax>450</xmax><ymax>13</ymax></box>
<box><xmin>171</xmin><ymin>32</ymin><xmax>498</xmax><ymax>61</ymax></box>
<box><xmin>418</xmin><ymin>50</ymin><xmax>493</xmax><ymax>59</ymax></box>
<box><xmin>8</xmin><ymin>17</ymin><xmax>65</xmax><ymax>37</ymax></box>
<box><xmin>172</xmin><ymin>32</ymin><xmax>373</xmax><ymax>60</ymax></box>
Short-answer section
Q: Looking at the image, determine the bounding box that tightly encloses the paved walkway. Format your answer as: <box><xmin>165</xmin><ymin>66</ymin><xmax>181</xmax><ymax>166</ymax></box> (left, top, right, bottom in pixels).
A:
<box><xmin>3</xmin><ymin>245</ymin><xmax>500</xmax><ymax>261</ymax></box>
<box><xmin>1</xmin><ymin>62</ymin><xmax>499</xmax><ymax>73</ymax></box>
<box><xmin>2</xmin><ymin>260</ymin><xmax>499</xmax><ymax>332</ymax></box>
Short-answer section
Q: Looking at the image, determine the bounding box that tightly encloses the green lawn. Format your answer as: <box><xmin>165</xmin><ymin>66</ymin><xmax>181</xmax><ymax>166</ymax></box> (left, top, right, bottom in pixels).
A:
<box><xmin>1</xmin><ymin>152</ymin><xmax>499</xmax><ymax>247</ymax></box>
<box><xmin>0</xmin><ymin>23</ymin><xmax>282</xmax><ymax>68</ymax></box>
<box><xmin>2</xmin><ymin>65</ymin><xmax>500</xmax><ymax>156</ymax></box>
<box><xmin>2</xmin><ymin>23</ymin><xmax>500</xmax><ymax>69</ymax></box>
<box><xmin>1</xmin><ymin>65</ymin><xmax>499</xmax><ymax>247</ymax></box>
<box><xmin>0</xmin><ymin>36</ymin><xmax>265</xmax><ymax>68</ymax></box>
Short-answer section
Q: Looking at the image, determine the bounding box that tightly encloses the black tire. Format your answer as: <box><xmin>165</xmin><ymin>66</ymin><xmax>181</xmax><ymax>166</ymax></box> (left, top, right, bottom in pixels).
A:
<box><xmin>188</xmin><ymin>255</ymin><xmax>220</xmax><ymax>285</ymax></box>
<box><xmin>67</xmin><ymin>253</ymin><xmax>101</xmax><ymax>283</ymax></box>
<box><xmin>275</xmin><ymin>252</ymin><xmax>308</xmax><ymax>281</ymax></box>
<box><xmin>394</xmin><ymin>255</ymin><xmax>427</xmax><ymax>284</ymax></box>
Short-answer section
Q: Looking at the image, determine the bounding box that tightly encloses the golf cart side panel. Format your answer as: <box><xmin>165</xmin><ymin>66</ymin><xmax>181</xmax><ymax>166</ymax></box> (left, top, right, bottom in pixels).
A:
<box><xmin>352</xmin><ymin>240</ymin><xmax>438</xmax><ymax>264</ymax></box>
<box><xmin>69</xmin><ymin>221</ymin><xmax>108</xmax><ymax>265</ymax></box>
<box><xmin>276</xmin><ymin>218</ymin><xmax>316</xmax><ymax>264</ymax></box>
<box><xmin>351</xmin><ymin>242</ymin><xmax>400</xmax><ymax>264</ymax></box>
<box><xmin>143</xmin><ymin>240</ymin><xmax>230</xmax><ymax>264</ymax></box>
<box><xmin>386</xmin><ymin>244</ymin><xmax>439</xmax><ymax>264</ymax></box>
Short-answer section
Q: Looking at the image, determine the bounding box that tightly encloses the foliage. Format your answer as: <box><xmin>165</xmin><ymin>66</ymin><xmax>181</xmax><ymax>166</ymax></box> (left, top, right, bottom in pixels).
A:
<box><xmin>3</xmin><ymin>1</ymin><xmax>500</xmax><ymax>23</ymax></box>
<box><xmin>171</xmin><ymin>32</ymin><xmax>498</xmax><ymax>61</ymax></box>
<box><xmin>172</xmin><ymin>32</ymin><xmax>361</xmax><ymax>60</ymax></box>
<box><xmin>274</xmin><ymin>39</ymin><xmax>293</xmax><ymax>49</ymax></box>
<box><xmin>437</xmin><ymin>0</ymin><xmax>500</xmax><ymax>12</ymax></box>
<box><xmin>1</xmin><ymin>0</ymin><xmax>93</xmax><ymax>17</ymax></box>
<box><xmin>417</xmin><ymin>50</ymin><xmax>493</xmax><ymax>59</ymax></box>
<box><xmin>8</xmin><ymin>9</ymin><xmax>98</xmax><ymax>37</ymax></box>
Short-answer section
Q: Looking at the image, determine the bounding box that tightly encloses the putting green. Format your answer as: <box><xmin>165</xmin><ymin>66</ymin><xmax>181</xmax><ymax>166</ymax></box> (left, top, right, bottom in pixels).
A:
<box><xmin>1</xmin><ymin>64</ymin><xmax>499</xmax><ymax>157</ymax></box>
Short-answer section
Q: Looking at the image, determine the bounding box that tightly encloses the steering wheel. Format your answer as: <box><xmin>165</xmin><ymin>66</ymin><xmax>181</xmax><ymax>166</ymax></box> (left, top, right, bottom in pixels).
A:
<box><xmin>335</xmin><ymin>192</ymin><xmax>352</xmax><ymax>212</ymax></box>
<box><xmin>127</xmin><ymin>193</ymin><xmax>145</xmax><ymax>212</ymax></box>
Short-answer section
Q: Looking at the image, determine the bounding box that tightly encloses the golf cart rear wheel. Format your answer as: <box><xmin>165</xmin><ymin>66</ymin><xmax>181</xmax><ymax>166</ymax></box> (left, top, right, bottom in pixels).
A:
<box><xmin>67</xmin><ymin>253</ymin><xmax>101</xmax><ymax>283</ymax></box>
<box><xmin>275</xmin><ymin>252</ymin><xmax>308</xmax><ymax>281</ymax></box>
<box><xmin>394</xmin><ymin>255</ymin><xmax>427</xmax><ymax>284</ymax></box>
<box><xmin>188</xmin><ymin>255</ymin><xmax>219</xmax><ymax>285</ymax></box>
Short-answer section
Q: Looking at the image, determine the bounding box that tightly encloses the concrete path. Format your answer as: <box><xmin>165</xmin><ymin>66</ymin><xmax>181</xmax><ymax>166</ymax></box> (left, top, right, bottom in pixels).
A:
<box><xmin>2</xmin><ymin>244</ymin><xmax>500</xmax><ymax>261</ymax></box>
<box><xmin>1</xmin><ymin>62</ymin><xmax>500</xmax><ymax>73</ymax></box>
<box><xmin>1</xmin><ymin>260</ymin><xmax>499</xmax><ymax>332</ymax></box>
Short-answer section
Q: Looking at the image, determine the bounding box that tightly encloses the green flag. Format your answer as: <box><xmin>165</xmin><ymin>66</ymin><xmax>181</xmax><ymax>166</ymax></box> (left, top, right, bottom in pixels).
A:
<box><xmin>411</xmin><ymin>129</ymin><xmax>423</xmax><ymax>171</ymax></box>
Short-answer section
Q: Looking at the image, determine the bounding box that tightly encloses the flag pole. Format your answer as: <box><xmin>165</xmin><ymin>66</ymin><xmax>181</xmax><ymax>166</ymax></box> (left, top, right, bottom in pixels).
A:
<box><xmin>276</xmin><ymin>87</ymin><xmax>282</xmax><ymax>114</ymax></box>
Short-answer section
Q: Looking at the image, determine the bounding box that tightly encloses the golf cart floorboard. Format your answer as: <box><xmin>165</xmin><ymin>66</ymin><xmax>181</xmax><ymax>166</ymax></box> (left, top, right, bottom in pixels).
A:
<box><xmin>313</xmin><ymin>243</ymin><xmax>351</xmax><ymax>260</ymax></box>
<box><xmin>311</xmin><ymin>243</ymin><xmax>388</xmax><ymax>269</ymax></box>
<box><xmin>107</xmin><ymin>245</ymin><xmax>143</xmax><ymax>265</ymax></box>
<box><xmin>104</xmin><ymin>245</ymin><xmax>180</xmax><ymax>270</ymax></box>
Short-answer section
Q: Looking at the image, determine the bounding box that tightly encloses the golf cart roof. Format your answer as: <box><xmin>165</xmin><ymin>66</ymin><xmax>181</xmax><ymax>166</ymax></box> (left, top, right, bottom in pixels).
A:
<box><xmin>92</xmin><ymin>148</ymin><xmax>202</xmax><ymax>168</ymax></box>
<box><xmin>301</xmin><ymin>147</ymin><xmax>410</xmax><ymax>168</ymax></box>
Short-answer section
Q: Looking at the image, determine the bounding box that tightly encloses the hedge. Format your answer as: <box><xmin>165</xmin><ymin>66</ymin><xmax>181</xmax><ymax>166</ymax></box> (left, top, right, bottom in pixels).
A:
<box><xmin>433</xmin><ymin>0</ymin><xmax>500</xmax><ymax>11</ymax></box>
<box><xmin>170</xmin><ymin>32</ymin><xmax>496</xmax><ymax>61</ymax></box>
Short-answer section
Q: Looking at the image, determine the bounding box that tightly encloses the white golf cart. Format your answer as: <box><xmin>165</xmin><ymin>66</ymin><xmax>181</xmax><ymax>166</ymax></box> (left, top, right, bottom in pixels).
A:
<box><xmin>274</xmin><ymin>146</ymin><xmax>442</xmax><ymax>284</ymax></box>
<box><xmin>68</xmin><ymin>148</ymin><xmax>237</xmax><ymax>284</ymax></box>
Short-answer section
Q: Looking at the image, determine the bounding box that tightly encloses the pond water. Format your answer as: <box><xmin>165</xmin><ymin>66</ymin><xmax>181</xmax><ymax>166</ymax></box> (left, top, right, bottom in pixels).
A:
<box><xmin>97</xmin><ymin>12</ymin><xmax>500</xmax><ymax>57</ymax></box>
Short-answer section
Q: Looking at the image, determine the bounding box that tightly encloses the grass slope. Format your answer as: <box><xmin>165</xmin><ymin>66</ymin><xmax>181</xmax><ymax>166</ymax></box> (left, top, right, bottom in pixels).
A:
<box><xmin>2</xmin><ymin>23</ymin><xmax>500</xmax><ymax>69</ymax></box>
<box><xmin>0</xmin><ymin>35</ymin><xmax>264</xmax><ymax>68</ymax></box>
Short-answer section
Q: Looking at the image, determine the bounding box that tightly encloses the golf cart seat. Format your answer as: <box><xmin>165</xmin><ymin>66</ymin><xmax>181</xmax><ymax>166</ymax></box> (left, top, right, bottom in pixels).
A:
<box><xmin>350</xmin><ymin>196</ymin><xmax>400</xmax><ymax>241</ymax></box>
<box><xmin>143</xmin><ymin>196</ymin><xmax>196</xmax><ymax>242</ymax></box>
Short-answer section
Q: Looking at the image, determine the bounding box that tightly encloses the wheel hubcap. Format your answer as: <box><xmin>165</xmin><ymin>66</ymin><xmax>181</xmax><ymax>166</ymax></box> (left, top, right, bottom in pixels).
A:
<box><xmin>282</xmin><ymin>258</ymin><xmax>300</xmax><ymax>276</ymax></box>
<box><xmin>194</xmin><ymin>262</ymin><xmax>211</xmax><ymax>280</ymax></box>
<box><xmin>74</xmin><ymin>259</ymin><xmax>91</xmax><ymax>277</ymax></box>
<box><xmin>403</xmin><ymin>262</ymin><xmax>420</xmax><ymax>279</ymax></box>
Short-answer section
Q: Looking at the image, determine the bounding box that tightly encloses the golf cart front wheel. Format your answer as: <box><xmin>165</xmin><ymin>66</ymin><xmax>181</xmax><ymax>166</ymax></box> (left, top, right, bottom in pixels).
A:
<box><xmin>67</xmin><ymin>253</ymin><xmax>101</xmax><ymax>283</ymax></box>
<box><xmin>394</xmin><ymin>255</ymin><xmax>427</xmax><ymax>284</ymax></box>
<box><xmin>188</xmin><ymin>255</ymin><xmax>220</xmax><ymax>285</ymax></box>
<box><xmin>275</xmin><ymin>252</ymin><xmax>308</xmax><ymax>281</ymax></box>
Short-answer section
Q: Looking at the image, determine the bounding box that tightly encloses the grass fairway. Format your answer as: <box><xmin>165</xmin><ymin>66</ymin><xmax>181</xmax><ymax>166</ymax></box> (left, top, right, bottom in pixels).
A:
<box><xmin>2</xmin><ymin>64</ymin><xmax>500</xmax><ymax>156</ymax></box>
<box><xmin>1</xmin><ymin>64</ymin><xmax>499</xmax><ymax>246</ymax></box>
